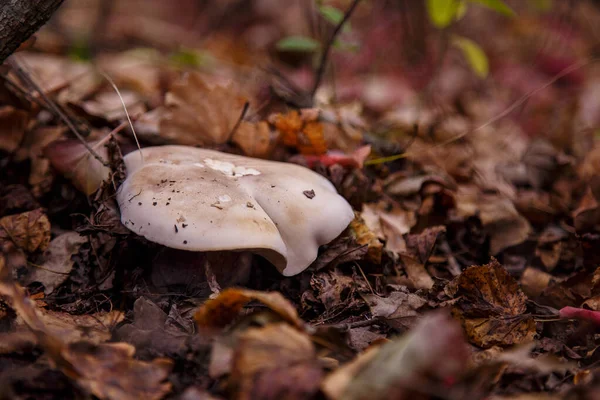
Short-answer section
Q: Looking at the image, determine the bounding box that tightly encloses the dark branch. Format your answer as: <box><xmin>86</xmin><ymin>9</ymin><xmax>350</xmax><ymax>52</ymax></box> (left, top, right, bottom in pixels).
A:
<box><xmin>311</xmin><ymin>0</ymin><xmax>361</xmax><ymax>98</ymax></box>
<box><xmin>0</xmin><ymin>0</ymin><xmax>64</xmax><ymax>64</ymax></box>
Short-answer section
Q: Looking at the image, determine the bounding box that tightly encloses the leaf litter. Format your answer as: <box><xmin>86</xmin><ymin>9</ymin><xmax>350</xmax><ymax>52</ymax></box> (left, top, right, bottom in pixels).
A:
<box><xmin>2</xmin><ymin>1</ymin><xmax>600</xmax><ymax>399</ymax></box>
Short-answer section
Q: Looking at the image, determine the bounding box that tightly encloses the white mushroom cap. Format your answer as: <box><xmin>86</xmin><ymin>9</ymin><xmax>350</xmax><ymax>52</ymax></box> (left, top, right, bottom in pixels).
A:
<box><xmin>116</xmin><ymin>145</ymin><xmax>354</xmax><ymax>276</ymax></box>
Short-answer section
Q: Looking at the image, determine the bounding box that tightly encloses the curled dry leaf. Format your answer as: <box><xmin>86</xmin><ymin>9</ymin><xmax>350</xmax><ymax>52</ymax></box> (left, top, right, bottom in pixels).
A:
<box><xmin>44</xmin><ymin>137</ymin><xmax>111</xmax><ymax>195</ymax></box>
<box><xmin>23</xmin><ymin>232</ymin><xmax>87</xmax><ymax>295</ymax></box>
<box><xmin>322</xmin><ymin>311</ymin><xmax>469</xmax><ymax>400</ymax></box>
<box><xmin>160</xmin><ymin>72</ymin><xmax>247</xmax><ymax>145</ymax></box>
<box><xmin>0</xmin><ymin>106</ymin><xmax>29</xmax><ymax>153</ymax></box>
<box><xmin>231</xmin><ymin>323</ymin><xmax>322</xmax><ymax>400</ymax></box>
<box><xmin>451</xmin><ymin>260</ymin><xmax>536</xmax><ymax>348</ymax></box>
<box><xmin>194</xmin><ymin>288</ymin><xmax>303</xmax><ymax>331</ymax></box>
<box><xmin>0</xmin><ymin>208</ymin><xmax>51</xmax><ymax>253</ymax></box>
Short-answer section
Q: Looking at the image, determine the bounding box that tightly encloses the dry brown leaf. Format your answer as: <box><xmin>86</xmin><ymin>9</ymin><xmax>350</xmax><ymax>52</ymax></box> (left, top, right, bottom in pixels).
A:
<box><xmin>231</xmin><ymin>121</ymin><xmax>273</xmax><ymax>158</ymax></box>
<box><xmin>79</xmin><ymin>90</ymin><xmax>146</xmax><ymax>122</ymax></box>
<box><xmin>362</xmin><ymin>287</ymin><xmax>427</xmax><ymax>327</ymax></box>
<box><xmin>231</xmin><ymin>323</ymin><xmax>322</xmax><ymax>400</ymax></box>
<box><xmin>160</xmin><ymin>72</ymin><xmax>247</xmax><ymax>145</ymax></box>
<box><xmin>44</xmin><ymin>137</ymin><xmax>111</xmax><ymax>195</ymax></box>
<box><xmin>451</xmin><ymin>260</ymin><xmax>536</xmax><ymax>348</ymax></box>
<box><xmin>23</xmin><ymin>232</ymin><xmax>87</xmax><ymax>294</ymax></box>
<box><xmin>0</xmin><ymin>209</ymin><xmax>51</xmax><ymax>253</ymax></box>
<box><xmin>398</xmin><ymin>254</ymin><xmax>434</xmax><ymax>290</ymax></box>
<box><xmin>455</xmin><ymin>188</ymin><xmax>532</xmax><ymax>254</ymax></box>
<box><xmin>360</xmin><ymin>202</ymin><xmax>416</xmax><ymax>255</ymax></box>
<box><xmin>519</xmin><ymin>267</ymin><xmax>553</xmax><ymax>299</ymax></box>
<box><xmin>349</xmin><ymin>213</ymin><xmax>383</xmax><ymax>264</ymax></box>
<box><xmin>0</xmin><ymin>106</ymin><xmax>29</xmax><ymax>153</ymax></box>
<box><xmin>194</xmin><ymin>288</ymin><xmax>303</xmax><ymax>331</ymax></box>
<box><xmin>322</xmin><ymin>311</ymin><xmax>469</xmax><ymax>400</ymax></box>
<box><xmin>61</xmin><ymin>341</ymin><xmax>172</xmax><ymax>400</ymax></box>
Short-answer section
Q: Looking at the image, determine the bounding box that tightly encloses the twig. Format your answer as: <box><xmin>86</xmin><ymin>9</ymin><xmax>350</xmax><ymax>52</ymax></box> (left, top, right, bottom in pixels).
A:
<box><xmin>8</xmin><ymin>57</ymin><xmax>110</xmax><ymax>167</ymax></box>
<box><xmin>318</xmin><ymin>317</ymin><xmax>381</xmax><ymax>331</ymax></box>
<box><xmin>228</xmin><ymin>101</ymin><xmax>250</xmax><ymax>139</ymax></box>
<box><xmin>311</xmin><ymin>0</ymin><xmax>362</xmax><ymax>98</ymax></box>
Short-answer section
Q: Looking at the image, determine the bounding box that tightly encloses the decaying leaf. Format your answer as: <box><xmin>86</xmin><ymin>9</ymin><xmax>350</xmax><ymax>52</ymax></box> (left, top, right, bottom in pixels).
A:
<box><xmin>160</xmin><ymin>72</ymin><xmax>247</xmax><ymax>145</ymax></box>
<box><xmin>0</xmin><ymin>269</ymin><xmax>171</xmax><ymax>400</ymax></box>
<box><xmin>451</xmin><ymin>260</ymin><xmax>536</xmax><ymax>348</ymax></box>
<box><xmin>0</xmin><ymin>208</ymin><xmax>51</xmax><ymax>253</ymax></box>
<box><xmin>322</xmin><ymin>311</ymin><xmax>469</xmax><ymax>400</ymax></box>
<box><xmin>23</xmin><ymin>232</ymin><xmax>87</xmax><ymax>294</ymax></box>
<box><xmin>231</xmin><ymin>323</ymin><xmax>322</xmax><ymax>400</ymax></box>
<box><xmin>0</xmin><ymin>106</ymin><xmax>29</xmax><ymax>153</ymax></box>
<box><xmin>194</xmin><ymin>288</ymin><xmax>303</xmax><ymax>331</ymax></box>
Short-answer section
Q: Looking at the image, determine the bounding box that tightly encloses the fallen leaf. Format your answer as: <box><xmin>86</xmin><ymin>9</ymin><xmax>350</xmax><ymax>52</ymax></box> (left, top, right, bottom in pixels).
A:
<box><xmin>455</xmin><ymin>188</ymin><xmax>532</xmax><ymax>254</ymax></box>
<box><xmin>231</xmin><ymin>121</ymin><xmax>273</xmax><ymax>158</ymax></box>
<box><xmin>349</xmin><ymin>213</ymin><xmax>383</xmax><ymax>264</ymax></box>
<box><xmin>44</xmin><ymin>137</ymin><xmax>111</xmax><ymax>195</ymax></box>
<box><xmin>362</xmin><ymin>286</ymin><xmax>427</xmax><ymax>329</ymax></box>
<box><xmin>322</xmin><ymin>311</ymin><xmax>469</xmax><ymax>400</ymax></box>
<box><xmin>23</xmin><ymin>232</ymin><xmax>87</xmax><ymax>294</ymax></box>
<box><xmin>231</xmin><ymin>323</ymin><xmax>322</xmax><ymax>400</ymax></box>
<box><xmin>160</xmin><ymin>72</ymin><xmax>247</xmax><ymax>145</ymax></box>
<box><xmin>62</xmin><ymin>341</ymin><xmax>173</xmax><ymax>400</ymax></box>
<box><xmin>78</xmin><ymin>90</ymin><xmax>146</xmax><ymax>122</ymax></box>
<box><xmin>0</xmin><ymin>265</ymin><xmax>170</xmax><ymax>400</ymax></box>
<box><xmin>194</xmin><ymin>288</ymin><xmax>303</xmax><ymax>331</ymax></box>
<box><xmin>0</xmin><ymin>209</ymin><xmax>51</xmax><ymax>253</ymax></box>
<box><xmin>115</xmin><ymin>297</ymin><xmax>190</xmax><ymax>356</ymax></box>
<box><xmin>519</xmin><ymin>267</ymin><xmax>553</xmax><ymax>299</ymax></box>
<box><xmin>398</xmin><ymin>254</ymin><xmax>434</xmax><ymax>290</ymax></box>
<box><xmin>451</xmin><ymin>260</ymin><xmax>536</xmax><ymax>348</ymax></box>
<box><xmin>0</xmin><ymin>106</ymin><xmax>29</xmax><ymax>153</ymax></box>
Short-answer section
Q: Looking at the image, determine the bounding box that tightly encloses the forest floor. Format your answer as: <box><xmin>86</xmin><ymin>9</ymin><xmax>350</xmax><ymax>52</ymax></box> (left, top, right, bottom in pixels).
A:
<box><xmin>2</xmin><ymin>1</ymin><xmax>600</xmax><ymax>399</ymax></box>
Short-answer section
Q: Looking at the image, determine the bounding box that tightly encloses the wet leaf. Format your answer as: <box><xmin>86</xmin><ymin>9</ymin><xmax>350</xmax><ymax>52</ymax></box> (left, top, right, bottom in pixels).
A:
<box><xmin>451</xmin><ymin>260</ymin><xmax>536</xmax><ymax>348</ymax></box>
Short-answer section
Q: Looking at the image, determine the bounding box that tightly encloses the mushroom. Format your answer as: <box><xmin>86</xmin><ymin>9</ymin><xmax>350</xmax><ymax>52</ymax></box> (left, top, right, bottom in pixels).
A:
<box><xmin>116</xmin><ymin>145</ymin><xmax>354</xmax><ymax>276</ymax></box>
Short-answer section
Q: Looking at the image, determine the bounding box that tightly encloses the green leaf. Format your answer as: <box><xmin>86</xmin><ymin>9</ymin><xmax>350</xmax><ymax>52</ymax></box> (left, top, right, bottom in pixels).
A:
<box><xmin>468</xmin><ymin>0</ymin><xmax>515</xmax><ymax>17</ymax></box>
<box><xmin>276</xmin><ymin>36</ymin><xmax>321</xmax><ymax>52</ymax></box>
<box><xmin>169</xmin><ymin>48</ymin><xmax>213</xmax><ymax>68</ymax></box>
<box><xmin>319</xmin><ymin>5</ymin><xmax>344</xmax><ymax>25</ymax></box>
<box><xmin>426</xmin><ymin>0</ymin><xmax>461</xmax><ymax>29</ymax></box>
<box><xmin>528</xmin><ymin>0</ymin><xmax>552</xmax><ymax>12</ymax></box>
<box><xmin>451</xmin><ymin>35</ymin><xmax>489</xmax><ymax>78</ymax></box>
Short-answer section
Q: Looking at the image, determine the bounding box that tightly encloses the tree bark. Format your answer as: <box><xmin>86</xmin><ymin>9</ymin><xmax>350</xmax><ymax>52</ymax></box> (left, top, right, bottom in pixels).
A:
<box><xmin>0</xmin><ymin>0</ymin><xmax>64</xmax><ymax>64</ymax></box>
